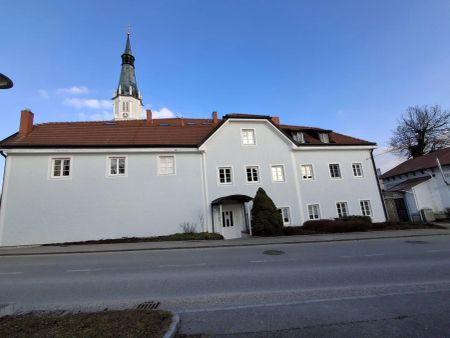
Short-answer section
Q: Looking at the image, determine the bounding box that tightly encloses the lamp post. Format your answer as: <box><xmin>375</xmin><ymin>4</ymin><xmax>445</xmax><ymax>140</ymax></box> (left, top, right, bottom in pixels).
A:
<box><xmin>0</xmin><ymin>73</ymin><xmax>13</xmax><ymax>89</ymax></box>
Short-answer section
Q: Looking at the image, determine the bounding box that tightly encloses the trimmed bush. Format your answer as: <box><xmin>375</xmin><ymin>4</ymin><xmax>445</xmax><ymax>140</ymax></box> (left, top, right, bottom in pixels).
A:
<box><xmin>251</xmin><ymin>188</ymin><xmax>284</xmax><ymax>236</ymax></box>
<box><xmin>302</xmin><ymin>219</ymin><xmax>370</xmax><ymax>233</ymax></box>
<box><xmin>337</xmin><ymin>215</ymin><xmax>372</xmax><ymax>224</ymax></box>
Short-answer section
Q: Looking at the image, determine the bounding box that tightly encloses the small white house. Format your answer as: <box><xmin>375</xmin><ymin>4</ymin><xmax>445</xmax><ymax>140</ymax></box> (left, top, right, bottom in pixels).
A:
<box><xmin>381</xmin><ymin>148</ymin><xmax>450</xmax><ymax>222</ymax></box>
<box><xmin>0</xmin><ymin>34</ymin><xmax>386</xmax><ymax>246</ymax></box>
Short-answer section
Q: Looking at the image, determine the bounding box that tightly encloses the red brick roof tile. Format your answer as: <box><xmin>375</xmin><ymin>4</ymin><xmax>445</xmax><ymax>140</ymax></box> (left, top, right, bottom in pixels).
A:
<box><xmin>0</xmin><ymin>116</ymin><xmax>375</xmax><ymax>148</ymax></box>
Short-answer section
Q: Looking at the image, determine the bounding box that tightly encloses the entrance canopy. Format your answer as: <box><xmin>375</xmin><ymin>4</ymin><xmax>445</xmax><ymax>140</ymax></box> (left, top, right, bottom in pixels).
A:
<box><xmin>211</xmin><ymin>194</ymin><xmax>253</xmax><ymax>205</ymax></box>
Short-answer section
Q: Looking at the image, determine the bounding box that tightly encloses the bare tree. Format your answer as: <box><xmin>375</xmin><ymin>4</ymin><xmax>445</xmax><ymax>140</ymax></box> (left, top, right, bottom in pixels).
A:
<box><xmin>389</xmin><ymin>105</ymin><xmax>450</xmax><ymax>158</ymax></box>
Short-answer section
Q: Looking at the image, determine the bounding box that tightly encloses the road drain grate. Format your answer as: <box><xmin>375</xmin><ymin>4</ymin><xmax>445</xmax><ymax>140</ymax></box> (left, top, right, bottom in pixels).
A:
<box><xmin>405</xmin><ymin>240</ymin><xmax>428</xmax><ymax>244</ymax></box>
<box><xmin>136</xmin><ymin>301</ymin><xmax>160</xmax><ymax>310</ymax></box>
<box><xmin>263</xmin><ymin>250</ymin><xmax>285</xmax><ymax>255</ymax></box>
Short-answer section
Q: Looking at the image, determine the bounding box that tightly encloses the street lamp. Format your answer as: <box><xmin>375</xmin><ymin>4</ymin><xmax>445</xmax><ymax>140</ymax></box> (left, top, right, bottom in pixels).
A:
<box><xmin>0</xmin><ymin>73</ymin><xmax>13</xmax><ymax>89</ymax></box>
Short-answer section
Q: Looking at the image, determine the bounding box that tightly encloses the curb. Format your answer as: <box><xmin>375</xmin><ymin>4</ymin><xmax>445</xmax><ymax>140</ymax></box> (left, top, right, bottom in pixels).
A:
<box><xmin>163</xmin><ymin>312</ymin><xmax>180</xmax><ymax>338</ymax></box>
<box><xmin>0</xmin><ymin>231</ymin><xmax>449</xmax><ymax>257</ymax></box>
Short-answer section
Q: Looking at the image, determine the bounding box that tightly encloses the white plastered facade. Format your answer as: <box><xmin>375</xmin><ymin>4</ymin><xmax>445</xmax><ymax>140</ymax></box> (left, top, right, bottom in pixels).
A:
<box><xmin>0</xmin><ymin>119</ymin><xmax>386</xmax><ymax>246</ymax></box>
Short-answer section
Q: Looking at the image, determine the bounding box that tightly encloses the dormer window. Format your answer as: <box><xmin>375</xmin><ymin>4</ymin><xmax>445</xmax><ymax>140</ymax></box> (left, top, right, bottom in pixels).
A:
<box><xmin>292</xmin><ymin>131</ymin><xmax>305</xmax><ymax>143</ymax></box>
<box><xmin>319</xmin><ymin>132</ymin><xmax>330</xmax><ymax>143</ymax></box>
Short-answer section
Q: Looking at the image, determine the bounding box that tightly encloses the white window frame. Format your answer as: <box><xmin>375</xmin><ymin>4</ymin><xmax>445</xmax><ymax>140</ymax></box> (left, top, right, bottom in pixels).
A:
<box><xmin>292</xmin><ymin>131</ymin><xmax>305</xmax><ymax>144</ymax></box>
<box><xmin>360</xmin><ymin>200</ymin><xmax>372</xmax><ymax>216</ymax></box>
<box><xmin>307</xmin><ymin>203</ymin><xmax>321</xmax><ymax>220</ymax></box>
<box><xmin>107</xmin><ymin>156</ymin><xmax>128</xmax><ymax>177</ymax></box>
<box><xmin>278</xmin><ymin>206</ymin><xmax>291</xmax><ymax>225</ymax></box>
<box><xmin>245</xmin><ymin>165</ymin><xmax>260</xmax><ymax>183</ymax></box>
<box><xmin>241</xmin><ymin>128</ymin><xmax>256</xmax><ymax>146</ymax></box>
<box><xmin>158</xmin><ymin>155</ymin><xmax>176</xmax><ymax>176</ymax></box>
<box><xmin>218</xmin><ymin>166</ymin><xmax>233</xmax><ymax>185</ymax></box>
<box><xmin>301</xmin><ymin>164</ymin><xmax>314</xmax><ymax>180</ymax></box>
<box><xmin>319</xmin><ymin>132</ymin><xmax>330</xmax><ymax>143</ymax></box>
<box><xmin>352</xmin><ymin>163</ymin><xmax>364</xmax><ymax>178</ymax></box>
<box><xmin>336</xmin><ymin>201</ymin><xmax>349</xmax><ymax>218</ymax></box>
<box><xmin>49</xmin><ymin>156</ymin><xmax>73</xmax><ymax>179</ymax></box>
<box><xmin>271</xmin><ymin>165</ymin><xmax>286</xmax><ymax>182</ymax></box>
<box><xmin>329</xmin><ymin>163</ymin><xmax>342</xmax><ymax>179</ymax></box>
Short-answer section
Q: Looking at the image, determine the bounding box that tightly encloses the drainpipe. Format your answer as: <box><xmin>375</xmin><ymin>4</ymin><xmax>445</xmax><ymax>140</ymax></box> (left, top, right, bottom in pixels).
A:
<box><xmin>0</xmin><ymin>151</ymin><xmax>6</xmax><ymax>207</ymax></box>
<box><xmin>370</xmin><ymin>149</ymin><xmax>388</xmax><ymax>221</ymax></box>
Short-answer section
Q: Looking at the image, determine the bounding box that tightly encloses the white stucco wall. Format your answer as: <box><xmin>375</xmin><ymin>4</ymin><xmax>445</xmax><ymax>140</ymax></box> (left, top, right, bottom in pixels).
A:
<box><xmin>0</xmin><ymin>151</ymin><xmax>205</xmax><ymax>246</ymax></box>
<box><xmin>202</xmin><ymin>120</ymin><xmax>303</xmax><ymax>229</ymax></box>
<box><xmin>295</xmin><ymin>148</ymin><xmax>385</xmax><ymax>222</ymax></box>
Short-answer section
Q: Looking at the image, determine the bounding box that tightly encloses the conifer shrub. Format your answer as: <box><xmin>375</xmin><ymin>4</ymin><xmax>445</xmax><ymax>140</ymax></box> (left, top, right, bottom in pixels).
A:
<box><xmin>251</xmin><ymin>188</ymin><xmax>284</xmax><ymax>236</ymax></box>
<box><xmin>336</xmin><ymin>215</ymin><xmax>372</xmax><ymax>224</ymax></box>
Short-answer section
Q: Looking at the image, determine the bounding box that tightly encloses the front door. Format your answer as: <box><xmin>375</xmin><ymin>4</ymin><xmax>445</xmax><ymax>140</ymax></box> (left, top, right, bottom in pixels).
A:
<box><xmin>221</xmin><ymin>204</ymin><xmax>243</xmax><ymax>239</ymax></box>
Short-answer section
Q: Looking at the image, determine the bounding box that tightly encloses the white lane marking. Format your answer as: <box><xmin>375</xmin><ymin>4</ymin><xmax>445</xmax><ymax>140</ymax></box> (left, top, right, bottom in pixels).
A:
<box><xmin>66</xmin><ymin>268</ymin><xmax>107</xmax><ymax>272</ymax></box>
<box><xmin>339</xmin><ymin>255</ymin><xmax>354</xmax><ymax>258</ymax></box>
<box><xmin>178</xmin><ymin>288</ymin><xmax>450</xmax><ymax>314</ymax></box>
<box><xmin>364</xmin><ymin>254</ymin><xmax>385</xmax><ymax>257</ymax></box>
<box><xmin>426</xmin><ymin>249</ymin><xmax>450</xmax><ymax>253</ymax></box>
<box><xmin>0</xmin><ymin>272</ymin><xmax>23</xmax><ymax>275</ymax></box>
<box><xmin>158</xmin><ymin>263</ymin><xmax>207</xmax><ymax>268</ymax></box>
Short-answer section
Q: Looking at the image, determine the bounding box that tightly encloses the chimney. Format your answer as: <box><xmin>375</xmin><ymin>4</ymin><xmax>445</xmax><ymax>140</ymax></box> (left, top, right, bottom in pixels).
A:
<box><xmin>19</xmin><ymin>109</ymin><xmax>34</xmax><ymax>136</ymax></box>
<box><xmin>212</xmin><ymin>111</ymin><xmax>218</xmax><ymax>125</ymax></box>
<box><xmin>180</xmin><ymin>118</ymin><xmax>185</xmax><ymax>127</ymax></box>
<box><xmin>271</xmin><ymin>116</ymin><xmax>280</xmax><ymax>125</ymax></box>
<box><xmin>146</xmin><ymin>109</ymin><xmax>153</xmax><ymax>126</ymax></box>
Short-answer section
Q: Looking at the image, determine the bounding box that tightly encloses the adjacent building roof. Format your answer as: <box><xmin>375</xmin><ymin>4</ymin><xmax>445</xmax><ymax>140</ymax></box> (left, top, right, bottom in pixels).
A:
<box><xmin>380</xmin><ymin>147</ymin><xmax>450</xmax><ymax>179</ymax></box>
<box><xmin>384</xmin><ymin>176</ymin><xmax>432</xmax><ymax>192</ymax></box>
<box><xmin>0</xmin><ymin>115</ymin><xmax>376</xmax><ymax>149</ymax></box>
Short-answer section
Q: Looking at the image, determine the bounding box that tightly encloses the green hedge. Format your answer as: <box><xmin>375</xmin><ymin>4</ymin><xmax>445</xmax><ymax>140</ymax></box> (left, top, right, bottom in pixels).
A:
<box><xmin>302</xmin><ymin>219</ymin><xmax>370</xmax><ymax>233</ymax></box>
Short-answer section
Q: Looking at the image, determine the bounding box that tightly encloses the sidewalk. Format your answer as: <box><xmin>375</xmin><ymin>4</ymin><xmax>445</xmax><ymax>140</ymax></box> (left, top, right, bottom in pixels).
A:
<box><xmin>1</xmin><ymin>227</ymin><xmax>449</xmax><ymax>256</ymax></box>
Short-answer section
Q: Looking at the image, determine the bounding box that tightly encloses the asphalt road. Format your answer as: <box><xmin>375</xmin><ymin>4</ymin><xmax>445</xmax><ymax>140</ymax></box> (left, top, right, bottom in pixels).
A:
<box><xmin>1</xmin><ymin>235</ymin><xmax>450</xmax><ymax>337</ymax></box>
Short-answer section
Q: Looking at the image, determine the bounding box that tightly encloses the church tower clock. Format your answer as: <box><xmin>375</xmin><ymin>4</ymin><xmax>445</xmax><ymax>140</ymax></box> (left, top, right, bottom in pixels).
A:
<box><xmin>112</xmin><ymin>32</ymin><xmax>143</xmax><ymax>120</ymax></box>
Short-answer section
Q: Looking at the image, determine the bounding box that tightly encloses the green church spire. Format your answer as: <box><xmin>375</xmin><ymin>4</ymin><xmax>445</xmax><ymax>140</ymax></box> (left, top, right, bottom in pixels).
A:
<box><xmin>114</xmin><ymin>32</ymin><xmax>141</xmax><ymax>102</ymax></box>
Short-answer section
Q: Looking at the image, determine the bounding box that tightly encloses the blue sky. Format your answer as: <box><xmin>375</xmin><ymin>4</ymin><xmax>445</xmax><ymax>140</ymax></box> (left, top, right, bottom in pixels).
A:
<box><xmin>1</xmin><ymin>0</ymin><xmax>450</xmax><ymax>185</ymax></box>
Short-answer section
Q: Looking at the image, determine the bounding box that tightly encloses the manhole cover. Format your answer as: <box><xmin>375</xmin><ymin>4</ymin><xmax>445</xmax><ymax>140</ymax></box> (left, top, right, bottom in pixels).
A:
<box><xmin>136</xmin><ymin>301</ymin><xmax>160</xmax><ymax>310</ymax></box>
<box><xmin>405</xmin><ymin>240</ymin><xmax>428</xmax><ymax>244</ymax></box>
<box><xmin>263</xmin><ymin>250</ymin><xmax>285</xmax><ymax>255</ymax></box>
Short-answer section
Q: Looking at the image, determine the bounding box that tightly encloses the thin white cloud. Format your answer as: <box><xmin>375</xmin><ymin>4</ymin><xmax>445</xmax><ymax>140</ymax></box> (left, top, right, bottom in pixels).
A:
<box><xmin>57</xmin><ymin>85</ymin><xmax>90</xmax><ymax>95</ymax></box>
<box><xmin>64</xmin><ymin>98</ymin><xmax>112</xmax><ymax>110</ymax></box>
<box><xmin>78</xmin><ymin>111</ymin><xmax>112</xmax><ymax>121</ymax></box>
<box><xmin>151</xmin><ymin>107</ymin><xmax>176</xmax><ymax>118</ymax></box>
<box><xmin>38</xmin><ymin>89</ymin><xmax>49</xmax><ymax>99</ymax></box>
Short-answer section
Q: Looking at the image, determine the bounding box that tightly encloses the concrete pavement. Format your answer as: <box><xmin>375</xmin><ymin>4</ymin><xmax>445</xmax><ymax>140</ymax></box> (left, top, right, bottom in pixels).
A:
<box><xmin>1</xmin><ymin>234</ymin><xmax>450</xmax><ymax>336</ymax></box>
<box><xmin>1</xmin><ymin>226</ymin><xmax>449</xmax><ymax>256</ymax></box>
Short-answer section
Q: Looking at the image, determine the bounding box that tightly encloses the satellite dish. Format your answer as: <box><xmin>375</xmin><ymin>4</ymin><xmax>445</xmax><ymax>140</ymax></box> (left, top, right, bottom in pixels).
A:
<box><xmin>0</xmin><ymin>73</ymin><xmax>13</xmax><ymax>89</ymax></box>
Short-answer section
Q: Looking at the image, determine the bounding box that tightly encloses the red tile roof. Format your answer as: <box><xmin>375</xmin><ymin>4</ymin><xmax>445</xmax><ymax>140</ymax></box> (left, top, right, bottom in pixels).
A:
<box><xmin>0</xmin><ymin>115</ymin><xmax>375</xmax><ymax>148</ymax></box>
<box><xmin>380</xmin><ymin>147</ymin><xmax>450</xmax><ymax>179</ymax></box>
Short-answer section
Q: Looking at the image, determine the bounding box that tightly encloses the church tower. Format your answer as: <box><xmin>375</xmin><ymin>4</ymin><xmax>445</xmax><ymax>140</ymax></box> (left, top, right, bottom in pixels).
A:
<box><xmin>113</xmin><ymin>32</ymin><xmax>143</xmax><ymax>120</ymax></box>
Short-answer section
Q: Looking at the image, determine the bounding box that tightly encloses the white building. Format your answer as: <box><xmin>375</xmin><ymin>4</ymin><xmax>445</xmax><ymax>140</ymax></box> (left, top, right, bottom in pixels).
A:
<box><xmin>381</xmin><ymin>148</ymin><xmax>450</xmax><ymax>222</ymax></box>
<box><xmin>0</xmin><ymin>35</ymin><xmax>386</xmax><ymax>246</ymax></box>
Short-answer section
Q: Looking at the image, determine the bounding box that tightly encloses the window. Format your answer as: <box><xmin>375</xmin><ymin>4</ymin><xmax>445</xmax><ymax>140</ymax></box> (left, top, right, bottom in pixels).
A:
<box><xmin>109</xmin><ymin>157</ymin><xmax>126</xmax><ymax>176</ymax></box>
<box><xmin>241</xmin><ymin>129</ymin><xmax>256</xmax><ymax>145</ymax></box>
<box><xmin>319</xmin><ymin>133</ymin><xmax>330</xmax><ymax>143</ymax></box>
<box><xmin>301</xmin><ymin>164</ymin><xmax>314</xmax><ymax>180</ymax></box>
<box><xmin>271</xmin><ymin>165</ymin><xmax>285</xmax><ymax>182</ymax></box>
<box><xmin>278</xmin><ymin>207</ymin><xmax>291</xmax><ymax>225</ymax></box>
<box><xmin>246</xmin><ymin>166</ymin><xmax>259</xmax><ymax>183</ymax></box>
<box><xmin>159</xmin><ymin>156</ymin><xmax>175</xmax><ymax>175</ymax></box>
<box><xmin>336</xmin><ymin>202</ymin><xmax>349</xmax><ymax>218</ymax></box>
<box><xmin>307</xmin><ymin>204</ymin><xmax>321</xmax><ymax>220</ymax></box>
<box><xmin>292</xmin><ymin>131</ymin><xmax>305</xmax><ymax>143</ymax></box>
<box><xmin>352</xmin><ymin>163</ymin><xmax>363</xmax><ymax>177</ymax></box>
<box><xmin>122</xmin><ymin>101</ymin><xmax>129</xmax><ymax>112</ymax></box>
<box><xmin>360</xmin><ymin>200</ymin><xmax>372</xmax><ymax>216</ymax></box>
<box><xmin>329</xmin><ymin>163</ymin><xmax>341</xmax><ymax>178</ymax></box>
<box><xmin>51</xmin><ymin>158</ymin><xmax>71</xmax><ymax>178</ymax></box>
<box><xmin>218</xmin><ymin>167</ymin><xmax>232</xmax><ymax>184</ymax></box>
